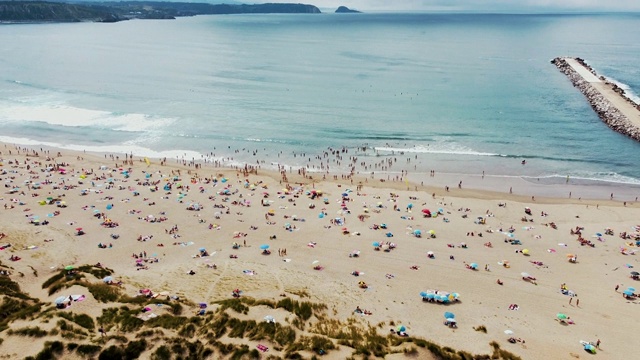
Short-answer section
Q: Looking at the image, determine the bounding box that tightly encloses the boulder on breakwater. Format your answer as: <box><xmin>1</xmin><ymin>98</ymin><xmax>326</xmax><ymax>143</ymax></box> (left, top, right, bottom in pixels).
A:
<box><xmin>551</xmin><ymin>57</ymin><xmax>640</xmax><ymax>142</ymax></box>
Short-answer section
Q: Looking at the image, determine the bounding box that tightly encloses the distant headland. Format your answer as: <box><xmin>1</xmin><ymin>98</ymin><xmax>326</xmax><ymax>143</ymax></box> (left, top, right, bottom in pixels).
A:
<box><xmin>335</xmin><ymin>6</ymin><xmax>361</xmax><ymax>13</ymax></box>
<box><xmin>0</xmin><ymin>1</ymin><xmax>322</xmax><ymax>23</ymax></box>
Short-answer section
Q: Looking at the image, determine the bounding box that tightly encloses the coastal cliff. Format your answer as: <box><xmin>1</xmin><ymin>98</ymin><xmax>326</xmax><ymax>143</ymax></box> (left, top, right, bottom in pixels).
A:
<box><xmin>0</xmin><ymin>1</ymin><xmax>123</xmax><ymax>22</ymax></box>
<box><xmin>552</xmin><ymin>57</ymin><xmax>640</xmax><ymax>142</ymax></box>
<box><xmin>0</xmin><ymin>1</ymin><xmax>321</xmax><ymax>23</ymax></box>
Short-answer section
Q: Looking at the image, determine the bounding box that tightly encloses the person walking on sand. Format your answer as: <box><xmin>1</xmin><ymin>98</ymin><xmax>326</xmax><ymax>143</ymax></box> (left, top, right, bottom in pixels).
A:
<box><xmin>596</xmin><ymin>339</ymin><xmax>600</xmax><ymax>349</ymax></box>
<box><xmin>576</xmin><ymin>298</ymin><xmax>580</xmax><ymax>307</ymax></box>
<box><xmin>569</xmin><ymin>297</ymin><xmax>573</xmax><ymax>305</ymax></box>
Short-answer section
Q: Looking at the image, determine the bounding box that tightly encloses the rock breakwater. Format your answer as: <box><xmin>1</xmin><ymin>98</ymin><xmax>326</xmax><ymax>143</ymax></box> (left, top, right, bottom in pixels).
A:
<box><xmin>551</xmin><ymin>57</ymin><xmax>640</xmax><ymax>142</ymax></box>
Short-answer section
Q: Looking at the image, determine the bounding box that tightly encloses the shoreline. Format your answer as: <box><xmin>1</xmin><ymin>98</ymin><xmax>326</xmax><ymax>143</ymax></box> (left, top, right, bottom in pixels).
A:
<box><xmin>3</xmin><ymin>141</ymin><xmax>639</xmax><ymax>203</ymax></box>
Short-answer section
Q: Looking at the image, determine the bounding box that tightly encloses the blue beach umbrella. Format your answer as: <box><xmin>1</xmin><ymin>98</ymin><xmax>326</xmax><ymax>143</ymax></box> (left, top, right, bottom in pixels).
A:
<box><xmin>103</xmin><ymin>276</ymin><xmax>113</xmax><ymax>283</ymax></box>
<box><xmin>623</xmin><ymin>290</ymin><xmax>634</xmax><ymax>296</ymax></box>
<box><xmin>470</xmin><ymin>263</ymin><xmax>478</xmax><ymax>269</ymax></box>
<box><xmin>260</xmin><ymin>244</ymin><xmax>270</xmax><ymax>250</ymax></box>
<box><xmin>372</xmin><ymin>242</ymin><xmax>380</xmax><ymax>247</ymax></box>
<box><xmin>420</xmin><ymin>292</ymin><xmax>428</xmax><ymax>297</ymax></box>
<box><xmin>414</xmin><ymin>229</ymin><xmax>422</xmax><ymax>236</ymax></box>
<box><xmin>318</xmin><ymin>212</ymin><xmax>325</xmax><ymax>218</ymax></box>
<box><xmin>396</xmin><ymin>325</ymin><xmax>406</xmax><ymax>332</ymax></box>
<box><xmin>444</xmin><ymin>312</ymin><xmax>455</xmax><ymax>319</ymax></box>
<box><xmin>199</xmin><ymin>247</ymin><xmax>206</xmax><ymax>252</ymax></box>
<box><xmin>407</xmin><ymin>203</ymin><xmax>413</xmax><ymax>209</ymax></box>
<box><xmin>627</xmin><ymin>287</ymin><xmax>636</xmax><ymax>292</ymax></box>
<box><xmin>106</xmin><ymin>204</ymin><xmax>113</xmax><ymax>210</ymax></box>
<box><xmin>426</xmin><ymin>293</ymin><xmax>436</xmax><ymax>299</ymax></box>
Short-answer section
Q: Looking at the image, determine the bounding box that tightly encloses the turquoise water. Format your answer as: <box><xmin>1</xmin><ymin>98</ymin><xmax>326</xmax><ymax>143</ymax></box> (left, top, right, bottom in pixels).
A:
<box><xmin>1</xmin><ymin>13</ymin><xmax>640</xmax><ymax>186</ymax></box>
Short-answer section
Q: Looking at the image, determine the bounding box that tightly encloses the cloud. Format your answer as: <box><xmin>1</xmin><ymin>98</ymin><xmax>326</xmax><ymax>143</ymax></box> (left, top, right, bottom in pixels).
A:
<box><xmin>261</xmin><ymin>0</ymin><xmax>640</xmax><ymax>11</ymax></box>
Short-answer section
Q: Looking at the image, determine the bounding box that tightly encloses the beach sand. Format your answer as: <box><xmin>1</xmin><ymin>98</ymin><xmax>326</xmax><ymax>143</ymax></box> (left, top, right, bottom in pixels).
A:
<box><xmin>1</xmin><ymin>142</ymin><xmax>639</xmax><ymax>359</ymax></box>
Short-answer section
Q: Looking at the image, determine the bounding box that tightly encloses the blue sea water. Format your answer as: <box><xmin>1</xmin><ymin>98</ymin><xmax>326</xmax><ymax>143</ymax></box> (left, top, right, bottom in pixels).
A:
<box><xmin>1</xmin><ymin>13</ymin><xmax>640</xmax><ymax>188</ymax></box>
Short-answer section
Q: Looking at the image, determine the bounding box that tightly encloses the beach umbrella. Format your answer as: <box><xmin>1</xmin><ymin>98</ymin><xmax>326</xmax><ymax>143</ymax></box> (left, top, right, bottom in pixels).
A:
<box><xmin>427</xmin><ymin>251</ymin><xmax>434</xmax><ymax>256</ymax></box>
<box><xmin>396</xmin><ymin>325</ymin><xmax>406</xmax><ymax>332</ymax></box>
<box><xmin>426</xmin><ymin>293</ymin><xmax>436</xmax><ymax>299</ymax></box>
<box><xmin>521</xmin><ymin>272</ymin><xmax>530</xmax><ymax>278</ymax></box>
<box><xmin>627</xmin><ymin>287</ymin><xmax>636</xmax><ymax>292</ymax></box>
<box><xmin>470</xmin><ymin>263</ymin><xmax>478</xmax><ymax>269</ymax></box>
<box><xmin>407</xmin><ymin>203</ymin><xmax>413</xmax><ymax>209</ymax></box>
<box><xmin>429</xmin><ymin>230</ymin><xmax>435</xmax><ymax>235</ymax></box>
<box><xmin>199</xmin><ymin>247</ymin><xmax>206</xmax><ymax>252</ymax></box>
<box><xmin>631</xmin><ymin>271</ymin><xmax>639</xmax><ymax>276</ymax></box>
<box><xmin>556</xmin><ymin>313</ymin><xmax>567</xmax><ymax>320</ymax></box>
<box><xmin>318</xmin><ymin>212</ymin><xmax>325</xmax><ymax>218</ymax></box>
<box><xmin>522</xmin><ymin>249</ymin><xmax>529</xmax><ymax>255</ymax></box>
<box><xmin>55</xmin><ymin>296</ymin><xmax>67</xmax><ymax>304</ymax></box>
<box><xmin>444</xmin><ymin>312</ymin><xmax>455</xmax><ymax>319</ymax></box>
<box><xmin>504</xmin><ymin>329</ymin><xmax>514</xmax><ymax>335</ymax></box>
<box><xmin>199</xmin><ymin>303</ymin><xmax>207</xmax><ymax>309</ymax></box>
<box><xmin>64</xmin><ymin>265</ymin><xmax>74</xmax><ymax>270</ymax></box>
<box><xmin>102</xmin><ymin>276</ymin><xmax>113</xmax><ymax>283</ymax></box>
<box><xmin>75</xmin><ymin>227</ymin><xmax>83</xmax><ymax>231</ymax></box>
<box><xmin>372</xmin><ymin>242</ymin><xmax>380</xmax><ymax>247</ymax></box>
<box><xmin>623</xmin><ymin>290</ymin><xmax>634</xmax><ymax>296</ymax></box>
<box><xmin>421</xmin><ymin>209</ymin><xmax>431</xmax><ymax>214</ymax></box>
<box><xmin>264</xmin><ymin>315</ymin><xmax>275</xmax><ymax>323</ymax></box>
<box><xmin>312</xmin><ymin>260</ymin><xmax>320</xmax><ymax>265</ymax></box>
<box><xmin>106</xmin><ymin>204</ymin><xmax>113</xmax><ymax>210</ymax></box>
<box><xmin>414</xmin><ymin>229</ymin><xmax>422</xmax><ymax>236</ymax></box>
<box><xmin>260</xmin><ymin>244</ymin><xmax>270</xmax><ymax>250</ymax></box>
<box><xmin>420</xmin><ymin>291</ymin><xmax>428</xmax><ymax>297</ymax></box>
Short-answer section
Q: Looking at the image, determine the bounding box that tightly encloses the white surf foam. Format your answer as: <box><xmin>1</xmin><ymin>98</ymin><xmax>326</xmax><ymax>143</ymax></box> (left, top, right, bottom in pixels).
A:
<box><xmin>0</xmin><ymin>101</ymin><xmax>175</xmax><ymax>132</ymax></box>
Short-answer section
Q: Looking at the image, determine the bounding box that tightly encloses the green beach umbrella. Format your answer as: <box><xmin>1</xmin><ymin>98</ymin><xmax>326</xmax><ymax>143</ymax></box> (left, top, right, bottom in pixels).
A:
<box><xmin>556</xmin><ymin>313</ymin><xmax>567</xmax><ymax>320</ymax></box>
<box><xmin>64</xmin><ymin>265</ymin><xmax>75</xmax><ymax>270</ymax></box>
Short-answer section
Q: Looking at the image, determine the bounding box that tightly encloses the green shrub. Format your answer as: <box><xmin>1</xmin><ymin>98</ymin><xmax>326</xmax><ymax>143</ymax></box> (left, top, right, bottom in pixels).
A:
<box><xmin>76</xmin><ymin>344</ymin><xmax>102</xmax><ymax>356</ymax></box>
<box><xmin>151</xmin><ymin>345</ymin><xmax>172</xmax><ymax>360</ymax></box>
<box><xmin>59</xmin><ymin>312</ymin><xmax>95</xmax><ymax>330</ymax></box>
<box><xmin>125</xmin><ymin>339</ymin><xmax>147</xmax><ymax>360</ymax></box>
<box><xmin>99</xmin><ymin>345</ymin><xmax>125</xmax><ymax>360</ymax></box>
<box><xmin>474</xmin><ymin>325</ymin><xmax>487</xmax><ymax>333</ymax></box>
<box><xmin>87</xmin><ymin>283</ymin><xmax>121</xmax><ymax>302</ymax></box>
<box><xmin>146</xmin><ymin>314</ymin><xmax>188</xmax><ymax>330</ymax></box>
<box><xmin>7</xmin><ymin>326</ymin><xmax>48</xmax><ymax>337</ymax></box>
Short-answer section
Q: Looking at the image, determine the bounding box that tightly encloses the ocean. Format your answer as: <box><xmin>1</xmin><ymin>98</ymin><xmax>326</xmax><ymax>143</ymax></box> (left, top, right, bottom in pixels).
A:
<box><xmin>1</xmin><ymin>13</ymin><xmax>640</xmax><ymax>192</ymax></box>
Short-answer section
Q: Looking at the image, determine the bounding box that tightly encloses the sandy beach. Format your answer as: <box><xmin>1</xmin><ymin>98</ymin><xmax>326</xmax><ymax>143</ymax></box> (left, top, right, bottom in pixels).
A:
<box><xmin>1</xmin><ymin>142</ymin><xmax>639</xmax><ymax>359</ymax></box>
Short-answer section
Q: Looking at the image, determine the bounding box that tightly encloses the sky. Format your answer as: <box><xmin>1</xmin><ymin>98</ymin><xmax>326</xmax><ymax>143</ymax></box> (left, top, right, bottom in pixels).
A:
<box><xmin>259</xmin><ymin>0</ymin><xmax>640</xmax><ymax>12</ymax></box>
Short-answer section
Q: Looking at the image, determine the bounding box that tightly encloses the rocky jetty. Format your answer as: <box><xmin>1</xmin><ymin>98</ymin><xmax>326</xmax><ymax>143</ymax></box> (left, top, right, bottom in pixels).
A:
<box><xmin>552</xmin><ymin>57</ymin><xmax>640</xmax><ymax>142</ymax></box>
